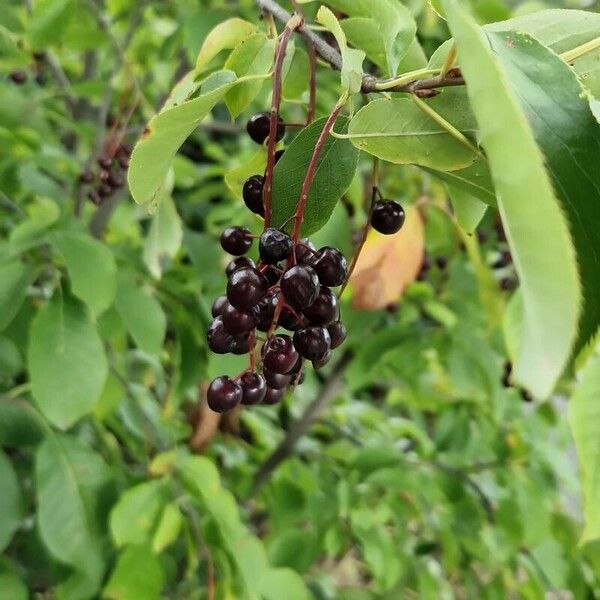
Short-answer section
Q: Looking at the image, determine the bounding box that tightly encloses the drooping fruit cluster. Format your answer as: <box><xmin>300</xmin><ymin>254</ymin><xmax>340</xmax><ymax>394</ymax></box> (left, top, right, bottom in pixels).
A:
<box><xmin>80</xmin><ymin>145</ymin><xmax>130</xmax><ymax>205</ymax></box>
<box><xmin>207</xmin><ymin>225</ymin><xmax>348</xmax><ymax>412</ymax></box>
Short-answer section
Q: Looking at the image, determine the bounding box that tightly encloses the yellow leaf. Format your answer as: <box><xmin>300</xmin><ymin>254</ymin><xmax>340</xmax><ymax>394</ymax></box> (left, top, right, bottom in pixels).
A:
<box><xmin>350</xmin><ymin>207</ymin><xmax>425</xmax><ymax>310</ymax></box>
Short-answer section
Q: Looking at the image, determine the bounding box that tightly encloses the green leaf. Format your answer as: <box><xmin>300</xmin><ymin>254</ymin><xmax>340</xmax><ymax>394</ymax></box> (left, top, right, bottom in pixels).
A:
<box><xmin>50</xmin><ymin>231</ymin><xmax>117</xmax><ymax>317</ymax></box>
<box><xmin>0</xmin><ymin>450</ymin><xmax>22</xmax><ymax>552</ymax></box>
<box><xmin>128</xmin><ymin>70</ymin><xmax>238</xmax><ymax>206</ymax></box>
<box><xmin>569</xmin><ymin>349</ymin><xmax>600</xmax><ymax>544</ymax></box>
<box><xmin>347</xmin><ymin>94</ymin><xmax>479</xmax><ymax>171</ymax></box>
<box><xmin>0</xmin><ymin>400</ymin><xmax>44</xmax><ymax>448</ymax></box>
<box><xmin>103</xmin><ymin>544</ymin><xmax>164</xmax><ymax>600</ymax></box>
<box><xmin>115</xmin><ymin>278</ymin><xmax>166</xmax><ymax>356</ymax></box>
<box><xmin>8</xmin><ymin>197</ymin><xmax>59</xmax><ymax>255</ymax></box>
<box><xmin>421</xmin><ymin>160</ymin><xmax>496</xmax><ymax>204</ymax></box>
<box><xmin>441</xmin><ymin>0</ymin><xmax>581</xmax><ymax>399</ymax></box>
<box><xmin>0</xmin><ymin>572</ymin><xmax>27</xmax><ymax>600</ymax></box>
<box><xmin>110</xmin><ymin>480</ymin><xmax>168</xmax><ymax>547</ymax></box>
<box><xmin>29</xmin><ymin>295</ymin><xmax>108</xmax><ymax>429</ymax></box>
<box><xmin>447</xmin><ymin>186</ymin><xmax>487</xmax><ymax>233</ymax></box>
<box><xmin>316</xmin><ymin>6</ymin><xmax>365</xmax><ymax>94</ymax></box>
<box><xmin>151</xmin><ymin>503</ymin><xmax>182</xmax><ymax>553</ymax></box>
<box><xmin>142</xmin><ymin>195</ymin><xmax>183</xmax><ymax>279</ymax></box>
<box><xmin>224</xmin><ymin>149</ymin><xmax>267</xmax><ymax>201</ymax></box>
<box><xmin>484</xmin><ymin>31</ymin><xmax>600</xmax><ymax>351</ymax></box>
<box><xmin>224</xmin><ymin>33</ymin><xmax>276</xmax><ymax>118</ymax></box>
<box><xmin>28</xmin><ymin>0</ymin><xmax>73</xmax><ymax>49</ymax></box>
<box><xmin>260</xmin><ymin>567</ymin><xmax>311</xmax><ymax>600</ymax></box>
<box><xmin>271</xmin><ymin>116</ymin><xmax>359</xmax><ymax>236</ymax></box>
<box><xmin>0</xmin><ymin>260</ymin><xmax>32</xmax><ymax>332</ymax></box>
<box><xmin>35</xmin><ymin>433</ymin><xmax>105</xmax><ymax>597</ymax></box>
<box><xmin>195</xmin><ymin>18</ymin><xmax>257</xmax><ymax>73</ymax></box>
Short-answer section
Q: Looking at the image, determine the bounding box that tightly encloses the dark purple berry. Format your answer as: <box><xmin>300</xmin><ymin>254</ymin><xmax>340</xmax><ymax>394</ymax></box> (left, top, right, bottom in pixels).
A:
<box><xmin>246</xmin><ymin>112</ymin><xmax>285</xmax><ymax>145</ymax></box>
<box><xmin>500</xmin><ymin>277</ymin><xmax>516</xmax><ymax>291</ymax></box>
<box><xmin>371</xmin><ymin>200</ymin><xmax>405</xmax><ymax>235</ymax></box>
<box><xmin>263</xmin><ymin>386</ymin><xmax>285</xmax><ymax>405</ymax></box>
<box><xmin>227</xmin><ymin>267</ymin><xmax>268</xmax><ymax>311</ymax></box>
<box><xmin>263</xmin><ymin>264</ymin><xmax>282</xmax><ymax>287</ymax></box>
<box><xmin>303</xmin><ymin>287</ymin><xmax>339</xmax><ymax>326</ymax></box>
<box><xmin>35</xmin><ymin>73</ymin><xmax>47</xmax><ymax>86</ymax></box>
<box><xmin>108</xmin><ymin>172</ymin><xmax>124</xmax><ymax>188</ymax></box>
<box><xmin>207</xmin><ymin>317</ymin><xmax>233</xmax><ymax>354</ymax></box>
<box><xmin>327</xmin><ymin>321</ymin><xmax>347</xmax><ymax>349</ymax></box>
<box><xmin>274</xmin><ymin>149</ymin><xmax>285</xmax><ymax>163</ymax></box>
<box><xmin>255</xmin><ymin>292</ymin><xmax>278</xmax><ymax>332</ymax></box>
<box><xmin>242</xmin><ymin>175</ymin><xmax>265</xmax><ymax>216</ymax></box>
<box><xmin>222</xmin><ymin>304</ymin><xmax>256</xmax><ymax>335</ymax></box>
<box><xmin>98</xmin><ymin>183</ymin><xmax>113</xmax><ymax>197</ymax></box>
<box><xmin>225</xmin><ymin>256</ymin><xmax>255</xmax><ymax>277</ymax></box>
<box><xmin>262</xmin><ymin>368</ymin><xmax>290</xmax><ymax>389</ymax></box>
<box><xmin>295</xmin><ymin>240</ymin><xmax>316</xmax><ymax>264</ymax></box>
<box><xmin>435</xmin><ymin>256</ymin><xmax>448</xmax><ymax>270</ymax></box>
<box><xmin>118</xmin><ymin>156</ymin><xmax>130</xmax><ymax>170</ymax></box>
<box><xmin>231</xmin><ymin>335</ymin><xmax>251</xmax><ymax>355</ymax></box>
<box><xmin>98</xmin><ymin>157</ymin><xmax>112</xmax><ymax>169</ymax></box>
<box><xmin>293</xmin><ymin>326</ymin><xmax>331</xmax><ymax>361</ymax></box>
<box><xmin>262</xmin><ymin>334</ymin><xmax>298</xmax><ymax>374</ymax></box>
<box><xmin>79</xmin><ymin>170</ymin><xmax>93</xmax><ymax>184</ymax></box>
<box><xmin>9</xmin><ymin>70</ymin><xmax>27</xmax><ymax>84</ymax></box>
<box><xmin>312</xmin><ymin>350</ymin><xmax>332</xmax><ymax>370</ymax></box>
<box><xmin>312</xmin><ymin>247</ymin><xmax>347</xmax><ymax>287</ymax></box>
<box><xmin>99</xmin><ymin>169</ymin><xmax>110</xmax><ymax>182</ymax></box>
<box><xmin>240</xmin><ymin>372</ymin><xmax>267</xmax><ymax>405</ymax></box>
<box><xmin>211</xmin><ymin>295</ymin><xmax>228</xmax><ymax>317</ymax></box>
<box><xmin>279</xmin><ymin>306</ymin><xmax>305</xmax><ymax>331</ymax></box>
<box><xmin>281</xmin><ymin>264</ymin><xmax>320</xmax><ymax>310</ymax></box>
<box><xmin>207</xmin><ymin>376</ymin><xmax>242</xmax><ymax>412</ymax></box>
<box><xmin>220</xmin><ymin>226</ymin><xmax>252</xmax><ymax>256</ymax></box>
<box><xmin>259</xmin><ymin>228</ymin><xmax>292</xmax><ymax>264</ymax></box>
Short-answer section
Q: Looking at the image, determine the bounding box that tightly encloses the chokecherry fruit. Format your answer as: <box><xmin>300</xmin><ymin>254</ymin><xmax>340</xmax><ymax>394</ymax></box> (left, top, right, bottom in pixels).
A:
<box><xmin>207</xmin><ymin>376</ymin><xmax>242</xmax><ymax>412</ymax></box>
<box><xmin>303</xmin><ymin>287</ymin><xmax>339</xmax><ymax>325</ymax></box>
<box><xmin>327</xmin><ymin>321</ymin><xmax>347</xmax><ymax>349</ymax></box>
<box><xmin>222</xmin><ymin>303</ymin><xmax>256</xmax><ymax>335</ymax></box>
<box><xmin>312</xmin><ymin>247</ymin><xmax>347</xmax><ymax>287</ymax></box>
<box><xmin>227</xmin><ymin>267</ymin><xmax>268</xmax><ymax>311</ymax></box>
<box><xmin>220</xmin><ymin>226</ymin><xmax>252</xmax><ymax>255</ymax></box>
<box><xmin>255</xmin><ymin>292</ymin><xmax>278</xmax><ymax>332</ymax></box>
<box><xmin>259</xmin><ymin>228</ymin><xmax>292</xmax><ymax>264</ymax></box>
<box><xmin>9</xmin><ymin>70</ymin><xmax>27</xmax><ymax>84</ymax></box>
<box><xmin>231</xmin><ymin>335</ymin><xmax>251</xmax><ymax>355</ymax></box>
<box><xmin>313</xmin><ymin>350</ymin><xmax>332</xmax><ymax>370</ymax></box>
<box><xmin>207</xmin><ymin>317</ymin><xmax>233</xmax><ymax>354</ymax></box>
<box><xmin>293</xmin><ymin>326</ymin><xmax>331</xmax><ymax>361</ymax></box>
<box><xmin>262</xmin><ymin>334</ymin><xmax>299</xmax><ymax>374</ymax></box>
<box><xmin>242</xmin><ymin>175</ymin><xmax>265</xmax><ymax>216</ymax></box>
<box><xmin>246</xmin><ymin>112</ymin><xmax>285</xmax><ymax>145</ymax></box>
<box><xmin>263</xmin><ymin>386</ymin><xmax>285</xmax><ymax>405</ymax></box>
<box><xmin>211</xmin><ymin>295</ymin><xmax>228</xmax><ymax>317</ymax></box>
<box><xmin>281</xmin><ymin>264</ymin><xmax>320</xmax><ymax>310</ymax></box>
<box><xmin>262</xmin><ymin>368</ymin><xmax>290</xmax><ymax>389</ymax></box>
<box><xmin>225</xmin><ymin>256</ymin><xmax>255</xmax><ymax>277</ymax></box>
<box><xmin>371</xmin><ymin>200</ymin><xmax>405</xmax><ymax>235</ymax></box>
<box><xmin>279</xmin><ymin>306</ymin><xmax>305</xmax><ymax>331</ymax></box>
<box><xmin>295</xmin><ymin>240</ymin><xmax>316</xmax><ymax>264</ymax></box>
<box><xmin>240</xmin><ymin>372</ymin><xmax>267</xmax><ymax>405</ymax></box>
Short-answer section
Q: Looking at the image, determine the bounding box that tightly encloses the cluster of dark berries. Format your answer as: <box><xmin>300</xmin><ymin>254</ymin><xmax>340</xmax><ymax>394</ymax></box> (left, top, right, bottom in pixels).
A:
<box><xmin>207</xmin><ymin>225</ymin><xmax>348</xmax><ymax>412</ymax></box>
<box><xmin>8</xmin><ymin>52</ymin><xmax>48</xmax><ymax>87</ymax></box>
<box><xmin>80</xmin><ymin>145</ymin><xmax>130</xmax><ymax>205</ymax></box>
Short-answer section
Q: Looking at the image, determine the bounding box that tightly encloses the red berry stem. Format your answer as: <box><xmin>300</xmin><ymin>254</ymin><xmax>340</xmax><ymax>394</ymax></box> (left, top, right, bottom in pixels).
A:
<box><xmin>340</xmin><ymin>159</ymin><xmax>380</xmax><ymax>296</ymax></box>
<box><xmin>263</xmin><ymin>15</ymin><xmax>302</xmax><ymax>228</ymax></box>
<box><xmin>291</xmin><ymin>99</ymin><xmax>345</xmax><ymax>242</ymax></box>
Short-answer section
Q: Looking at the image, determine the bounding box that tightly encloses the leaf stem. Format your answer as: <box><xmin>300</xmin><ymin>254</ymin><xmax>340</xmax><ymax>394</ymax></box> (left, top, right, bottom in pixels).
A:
<box><xmin>560</xmin><ymin>36</ymin><xmax>600</xmax><ymax>63</ymax></box>
<box><xmin>263</xmin><ymin>15</ymin><xmax>302</xmax><ymax>228</ymax></box>
<box><xmin>291</xmin><ymin>93</ymin><xmax>348</xmax><ymax>241</ymax></box>
<box><xmin>411</xmin><ymin>94</ymin><xmax>485</xmax><ymax>160</ymax></box>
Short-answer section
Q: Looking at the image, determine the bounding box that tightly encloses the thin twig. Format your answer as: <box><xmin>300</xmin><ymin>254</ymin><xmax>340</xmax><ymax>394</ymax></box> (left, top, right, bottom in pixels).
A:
<box><xmin>255</xmin><ymin>0</ymin><xmax>466</xmax><ymax>94</ymax></box>
<box><xmin>249</xmin><ymin>353</ymin><xmax>350</xmax><ymax>496</ymax></box>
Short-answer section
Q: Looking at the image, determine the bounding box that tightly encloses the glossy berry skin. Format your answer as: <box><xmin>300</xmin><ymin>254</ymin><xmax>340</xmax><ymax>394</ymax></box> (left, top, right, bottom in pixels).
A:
<box><xmin>263</xmin><ymin>264</ymin><xmax>282</xmax><ymax>287</ymax></box>
<box><xmin>255</xmin><ymin>292</ymin><xmax>278</xmax><ymax>332</ymax></box>
<box><xmin>225</xmin><ymin>256</ymin><xmax>255</xmax><ymax>277</ymax></box>
<box><xmin>240</xmin><ymin>372</ymin><xmax>267</xmax><ymax>405</ymax></box>
<box><xmin>220</xmin><ymin>226</ymin><xmax>252</xmax><ymax>256</ymax></box>
<box><xmin>262</xmin><ymin>334</ymin><xmax>299</xmax><ymax>374</ymax></box>
<box><xmin>227</xmin><ymin>267</ymin><xmax>268</xmax><ymax>311</ymax></box>
<box><xmin>303</xmin><ymin>287</ymin><xmax>339</xmax><ymax>326</ymax></box>
<box><xmin>293</xmin><ymin>326</ymin><xmax>331</xmax><ymax>361</ymax></box>
<box><xmin>231</xmin><ymin>335</ymin><xmax>251</xmax><ymax>355</ymax></box>
<box><xmin>295</xmin><ymin>240</ymin><xmax>316</xmax><ymax>264</ymax></box>
<box><xmin>9</xmin><ymin>70</ymin><xmax>27</xmax><ymax>84</ymax></box>
<box><xmin>313</xmin><ymin>350</ymin><xmax>332</xmax><ymax>370</ymax></box>
<box><xmin>246</xmin><ymin>112</ymin><xmax>285</xmax><ymax>145</ymax></box>
<box><xmin>207</xmin><ymin>317</ymin><xmax>233</xmax><ymax>354</ymax></box>
<box><xmin>222</xmin><ymin>303</ymin><xmax>256</xmax><ymax>335</ymax></box>
<box><xmin>327</xmin><ymin>321</ymin><xmax>347</xmax><ymax>349</ymax></box>
<box><xmin>262</xmin><ymin>386</ymin><xmax>285</xmax><ymax>405</ymax></box>
<box><xmin>207</xmin><ymin>376</ymin><xmax>242</xmax><ymax>412</ymax></box>
<box><xmin>371</xmin><ymin>200</ymin><xmax>405</xmax><ymax>235</ymax></box>
<box><xmin>242</xmin><ymin>175</ymin><xmax>265</xmax><ymax>216</ymax></box>
<box><xmin>79</xmin><ymin>170</ymin><xmax>94</xmax><ymax>184</ymax></box>
<box><xmin>281</xmin><ymin>265</ymin><xmax>320</xmax><ymax>310</ymax></box>
<box><xmin>98</xmin><ymin>157</ymin><xmax>112</xmax><ymax>169</ymax></box>
<box><xmin>262</xmin><ymin>368</ymin><xmax>290</xmax><ymax>389</ymax></box>
<box><xmin>312</xmin><ymin>247</ymin><xmax>347</xmax><ymax>287</ymax></box>
<box><xmin>259</xmin><ymin>228</ymin><xmax>292</xmax><ymax>264</ymax></box>
<box><xmin>279</xmin><ymin>307</ymin><xmax>305</xmax><ymax>332</ymax></box>
<box><xmin>211</xmin><ymin>295</ymin><xmax>228</xmax><ymax>318</ymax></box>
